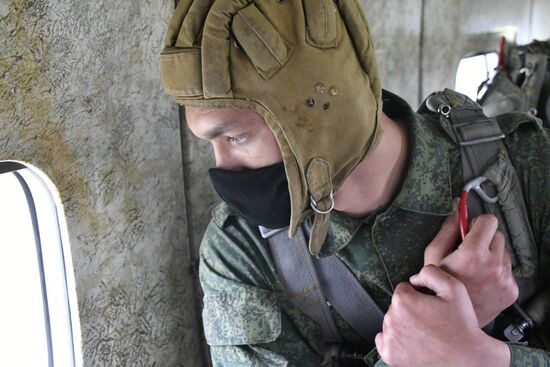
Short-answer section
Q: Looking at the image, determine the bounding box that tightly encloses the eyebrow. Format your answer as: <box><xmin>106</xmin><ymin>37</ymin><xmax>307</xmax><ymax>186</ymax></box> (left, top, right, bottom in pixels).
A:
<box><xmin>203</xmin><ymin>123</ymin><xmax>237</xmax><ymax>140</ymax></box>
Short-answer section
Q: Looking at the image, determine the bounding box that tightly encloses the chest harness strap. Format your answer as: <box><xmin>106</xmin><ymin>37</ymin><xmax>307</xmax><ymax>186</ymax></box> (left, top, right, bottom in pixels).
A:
<box><xmin>422</xmin><ymin>89</ymin><xmax>537</xmax><ymax>277</ymax></box>
<box><xmin>421</xmin><ymin>89</ymin><xmax>545</xmax><ymax>343</ymax></box>
<box><xmin>264</xmin><ymin>225</ymin><xmax>384</xmax><ymax>344</ymax></box>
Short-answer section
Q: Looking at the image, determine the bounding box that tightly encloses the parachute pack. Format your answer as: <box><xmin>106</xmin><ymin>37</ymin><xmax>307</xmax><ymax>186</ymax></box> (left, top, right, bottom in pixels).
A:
<box><xmin>479</xmin><ymin>39</ymin><xmax>550</xmax><ymax>127</ymax></box>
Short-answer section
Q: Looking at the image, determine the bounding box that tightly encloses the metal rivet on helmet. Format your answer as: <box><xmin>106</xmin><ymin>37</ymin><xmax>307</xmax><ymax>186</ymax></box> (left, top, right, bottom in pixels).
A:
<box><xmin>315</xmin><ymin>82</ymin><xmax>326</xmax><ymax>94</ymax></box>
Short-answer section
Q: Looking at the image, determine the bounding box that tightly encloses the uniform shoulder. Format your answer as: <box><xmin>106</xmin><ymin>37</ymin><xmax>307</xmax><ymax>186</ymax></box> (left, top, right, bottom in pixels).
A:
<box><xmin>210</xmin><ymin>201</ymin><xmax>235</xmax><ymax>228</ymax></box>
<box><xmin>498</xmin><ymin>112</ymin><xmax>549</xmax><ymax>158</ymax></box>
<box><xmin>496</xmin><ymin>111</ymin><xmax>544</xmax><ymax>136</ymax></box>
<box><xmin>199</xmin><ymin>202</ymin><xmax>279</xmax><ymax>291</ymax></box>
<box><xmin>199</xmin><ymin>205</ymin><xmax>283</xmax><ymax>347</ymax></box>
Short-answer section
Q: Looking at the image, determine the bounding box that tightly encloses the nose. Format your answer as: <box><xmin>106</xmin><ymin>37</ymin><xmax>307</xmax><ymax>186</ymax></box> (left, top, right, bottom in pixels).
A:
<box><xmin>212</xmin><ymin>142</ymin><xmax>243</xmax><ymax>171</ymax></box>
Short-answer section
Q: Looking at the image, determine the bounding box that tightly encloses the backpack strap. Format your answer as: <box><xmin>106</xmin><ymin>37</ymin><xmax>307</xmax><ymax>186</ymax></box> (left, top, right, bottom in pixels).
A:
<box><xmin>419</xmin><ymin>89</ymin><xmax>549</xmax><ymax>343</ymax></box>
<box><xmin>420</xmin><ymin>89</ymin><xmax>537</xmax><ymax>278</ymax></box>
<box><xmin>425</xmin><ymin>89</ymin><xmax>505</xmax><ymax>219</ymax></box>
<box><xmin>267</xmin><ymin>226</ymin><xmax>341</xmax><ymax>343</ymax></box>
<box><xmin>265</xmin><ymin>225</ymin><xmax>384</xmax><ymax>344</ymax></box>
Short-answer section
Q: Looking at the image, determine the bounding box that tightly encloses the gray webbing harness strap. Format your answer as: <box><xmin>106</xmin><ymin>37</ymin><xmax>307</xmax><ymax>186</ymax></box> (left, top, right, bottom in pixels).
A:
<box><xmin>267</xmin><ymin>226</ymin><xmax>341</xmax><ymax>343</ymax></box>
<box><xmin>424</xmin><ymin>89</ymin><xmax>538</xmax><ymax>277</ymax></box>
<box><xmin>426</xmin><ymin>90</ymin><xmax>505</xmax><ymax>220</ymax></box>
<box><xmin>422</xmin><ymin>89</ymin><xmax>544</xmax><ymax>342</ymax></box>
<box><xmin>265</xmin><ymin>226</ymin><xmax>384</xmax><ymax>343</ymax></box>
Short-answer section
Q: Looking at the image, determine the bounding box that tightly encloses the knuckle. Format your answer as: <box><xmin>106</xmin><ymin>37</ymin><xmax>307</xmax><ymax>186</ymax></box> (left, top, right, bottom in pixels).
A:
<box><xmin>394</xmin><ymin>282</ymin><xmax>412</xmax><ymax>297</ymax></box>
<box><xmin>487</xmin><ymin>265</ymin><xmax>501</xmax><ymax>279</ymax></box>
<box><xmin>421</xmin><ymin>263</ymin><xmax>438</xmax><ymax>276</ymax></box>
<box><xmin>383</xmin><ymin>316</ymin><xmax>391</xmax><ymax>331</ymax></box>
<box><xmin>391</xmin><ymin>288</ymin><xmax>409</xmax><ymax>309</ymax></box>
<box><xmin>497</xmin><ymin>278</ymin><xmax>518</xmax><ymax>304</ymax></box>
<box><xmin>479</xmin><ymin>214</ymin><xmax>499</xmax><ymax>227</ymax></box>
<box><xmin>507</xmin><ymin>281</ymin><xmax>519</xmax><ymax>302</ymax></box>
<box><xmin>424</xmin><ymin>246</ymin><xmax>436</xmax><ymax>260</ymax></box>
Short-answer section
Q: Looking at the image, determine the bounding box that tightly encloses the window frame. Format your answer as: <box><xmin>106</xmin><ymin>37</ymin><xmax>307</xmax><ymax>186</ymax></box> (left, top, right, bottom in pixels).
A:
<box><xmin>0</xmin><ymin>161</ymin><xmax>82</xmax><ymax>367</ymax></box>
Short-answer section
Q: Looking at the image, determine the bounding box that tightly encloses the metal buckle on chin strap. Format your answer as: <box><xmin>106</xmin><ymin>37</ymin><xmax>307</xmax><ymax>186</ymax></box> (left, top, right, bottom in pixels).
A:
<box><xmin>310</xmin><ymin>191</ymin><xmax>335</xmax><ymax>214</ymax></box>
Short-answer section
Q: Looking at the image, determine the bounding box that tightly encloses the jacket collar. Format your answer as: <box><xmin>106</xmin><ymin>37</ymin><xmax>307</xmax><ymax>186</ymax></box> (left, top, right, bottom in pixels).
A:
<box><xmin>386</xmin><ymin>90</ymin><xmax>454</xmax><ymax>216</ymax></box>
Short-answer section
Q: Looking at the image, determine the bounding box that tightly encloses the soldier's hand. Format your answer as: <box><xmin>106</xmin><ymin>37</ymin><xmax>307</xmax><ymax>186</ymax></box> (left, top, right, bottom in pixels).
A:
<box><xmin>424</xmin><ymin>210</ymin><xmax>518</xmax><ymax>327</ymax></box>
<box><xmin>375</xmin><ymin>265</ymin><xmax>510</xmax><ymax>367</ymax></box>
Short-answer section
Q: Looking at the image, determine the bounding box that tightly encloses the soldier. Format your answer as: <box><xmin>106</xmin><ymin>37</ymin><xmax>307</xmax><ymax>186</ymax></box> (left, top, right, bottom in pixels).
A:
<box><xmin>160</xmin><ymin>1</ymin><xmax>550</xmax><ymax>366</ymax></box>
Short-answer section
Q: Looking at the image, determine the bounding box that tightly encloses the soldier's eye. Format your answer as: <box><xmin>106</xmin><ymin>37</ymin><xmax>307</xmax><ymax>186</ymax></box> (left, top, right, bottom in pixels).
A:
<box><xmin>227</xmin><ymin>133</ymin><xmax>249</xmax><ymax>145</ymax></box>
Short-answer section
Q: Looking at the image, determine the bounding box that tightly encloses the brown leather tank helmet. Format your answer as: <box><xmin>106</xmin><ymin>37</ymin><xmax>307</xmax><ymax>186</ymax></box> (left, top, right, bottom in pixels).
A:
<box><xmin>160</xmin><ymin>0</ymin><xmax>383</xmax><ymax>254</ymax></box>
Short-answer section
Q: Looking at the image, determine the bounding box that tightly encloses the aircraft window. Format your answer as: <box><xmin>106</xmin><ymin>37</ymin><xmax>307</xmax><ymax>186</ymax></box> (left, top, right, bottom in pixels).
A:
<box><xmin>455</xmin><ymin>52</ymin><xmax>499</xmax><ymax>101</ymax></box>
<box><xmin>0</xmin><ymin>162</ymin><xmax>82</xmax><ymax>367</ymax></box>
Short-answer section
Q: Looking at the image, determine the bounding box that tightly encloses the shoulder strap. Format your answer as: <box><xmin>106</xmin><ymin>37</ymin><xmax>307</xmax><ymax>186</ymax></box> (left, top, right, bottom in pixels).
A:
<box><xmin>266</xmin><ymin>226</ymin><xmax>383</xmax><ymax>343</ymax></box>
<box><xmin>267</xmin><ymin>226</ymin><xmax>341</xmax><ymax>343</ymax></box>
<box><xmin>420</xmin><ymin>90</ymin><xmax>547</xmax><ymax>342</ymax></box>
<box><xmin>421</xmin><ymin>89</ymin><xmax>537</xmax><ymax>278</ymax></box>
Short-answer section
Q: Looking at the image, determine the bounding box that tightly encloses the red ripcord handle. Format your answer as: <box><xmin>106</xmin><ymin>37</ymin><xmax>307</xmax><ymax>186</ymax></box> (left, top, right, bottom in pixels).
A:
<box><xmin>459</xmin><ymin>191</ymin><xmax>469</xmax><ymax>241</ymax></box>
<box><xmin>498</xmin><ymin>36</ymin><xmax>506</xmax><ymax>71</ymax></box>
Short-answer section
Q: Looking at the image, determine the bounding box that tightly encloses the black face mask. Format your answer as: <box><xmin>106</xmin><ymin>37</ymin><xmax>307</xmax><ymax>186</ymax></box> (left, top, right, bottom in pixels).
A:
<box><xmin>208</xmin><ymin>162</ymin><xmax>291</xmax><ymax>229</ymax></box>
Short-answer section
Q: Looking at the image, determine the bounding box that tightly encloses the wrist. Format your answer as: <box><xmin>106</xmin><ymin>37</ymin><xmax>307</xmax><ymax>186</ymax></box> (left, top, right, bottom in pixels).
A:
<box><xmin>468</xmin><ymin>333</ymin><xmax>510</xmax><ymax>367</ymax></box>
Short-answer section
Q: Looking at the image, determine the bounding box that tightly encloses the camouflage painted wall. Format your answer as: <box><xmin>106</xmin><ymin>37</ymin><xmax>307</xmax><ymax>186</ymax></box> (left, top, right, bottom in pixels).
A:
<box><xmin>0</xmin><ymin>0</ymin><xmax>202</xmax><ymax>366</ymax></box>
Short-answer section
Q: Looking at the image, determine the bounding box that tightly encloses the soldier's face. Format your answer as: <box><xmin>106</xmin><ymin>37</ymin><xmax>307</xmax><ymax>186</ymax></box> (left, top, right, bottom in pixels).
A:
<box><xmin>185</xmin><ymin>106</ymin><xmax>283</xmax><ymax>171</ymax></box>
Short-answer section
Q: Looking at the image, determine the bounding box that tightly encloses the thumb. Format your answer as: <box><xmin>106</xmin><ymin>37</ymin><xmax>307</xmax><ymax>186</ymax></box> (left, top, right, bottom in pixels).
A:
<box><xmin>424</xmin><ymin>205</ymin><xmax>460</xmax><ymax>265</ymax></box>
<box><xmin>410</xmin><ymin>265</ymin><xmax>464</xmax><ymax>298</ymax></box>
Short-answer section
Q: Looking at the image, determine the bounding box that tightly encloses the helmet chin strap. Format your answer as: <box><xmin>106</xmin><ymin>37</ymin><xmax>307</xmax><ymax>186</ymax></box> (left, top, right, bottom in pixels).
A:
<box><xmin>306</xmin><ymin>158</ymin><xmax>334</xmax><ymax>255</ymax></box>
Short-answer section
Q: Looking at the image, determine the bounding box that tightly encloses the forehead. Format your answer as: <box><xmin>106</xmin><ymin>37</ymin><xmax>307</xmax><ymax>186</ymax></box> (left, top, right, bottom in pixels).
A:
<box><xmin>185</xmin><ymin>106</ymin><xmax>267</xmax><ymax>137</ymax></box>
<box><xmin>185</xmin><ymin>106</ymin><xmax>263</xmax><ymax>122</ymax></box>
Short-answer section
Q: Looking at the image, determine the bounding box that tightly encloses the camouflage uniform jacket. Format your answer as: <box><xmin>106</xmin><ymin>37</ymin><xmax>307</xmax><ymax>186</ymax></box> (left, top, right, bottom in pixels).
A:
<box><xmin>198</xmin><ymin>90</ymin><xmax>550</xmax><ymax>366</ymax></box>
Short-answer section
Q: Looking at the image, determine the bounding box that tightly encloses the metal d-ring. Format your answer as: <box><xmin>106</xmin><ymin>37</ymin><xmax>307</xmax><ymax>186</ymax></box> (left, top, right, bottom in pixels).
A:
<box><xmin>310</xmin><ymin>191</ymin><xmax>335</xmax><ymax>214</ymax></box>
<box><xmin>463</xmin><ymin>176</ymin><xmax>499</xmax><ymax>204</ymax></box>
